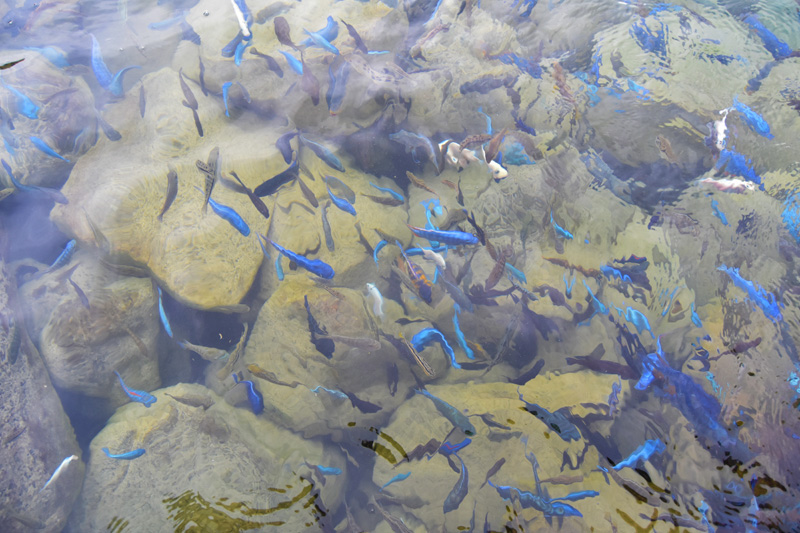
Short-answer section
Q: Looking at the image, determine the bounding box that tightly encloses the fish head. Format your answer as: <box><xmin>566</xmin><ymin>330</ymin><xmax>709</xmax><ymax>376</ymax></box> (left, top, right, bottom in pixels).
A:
<box><xmin>550</xmin><ymin>502</ymin><xmax>582</xmax><ymax>517</ymax></box>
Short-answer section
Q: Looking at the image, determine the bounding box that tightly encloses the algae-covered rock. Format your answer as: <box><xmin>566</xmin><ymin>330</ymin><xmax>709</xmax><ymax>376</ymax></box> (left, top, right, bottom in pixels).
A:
<box><xmin>0</xmin><ymin>259</ymin><xmax>84</xmax><ymax>533</ymax></box>
<box><xmin>67</xmin><ymin>383</ymin><xmax>345</xmax><ymax>532</ymax></box>
<box><xmin>19</xmin><ymin>249</ymin><xmax>160</xmax><ymax>403</ymax></box>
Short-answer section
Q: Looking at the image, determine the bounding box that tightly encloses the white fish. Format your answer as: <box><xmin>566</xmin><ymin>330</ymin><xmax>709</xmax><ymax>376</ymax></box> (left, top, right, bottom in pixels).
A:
<box><xmin>712</xmin><ymin>108</ymin><xmax>729</xmax><ymax>152</ymax></box>
<box><xmin>229</xmin><ymin>0</ymin><xmax>251</xmax><ymax>38</ymax></box>
<box><xmin>488</xmin><ymin>159</ymin><xmax>508</xmax><ymax>181</ymax></box>
<box><xmin>699</xmin><ymin>177</ymin><xmax>755</xmax><ymax>193</ymax></box>
<box><xmin>40</xmin><ymin>455</ymin><xmax>78</xmax><ymax>492</ymax></box>
<box><xmin>439</xmin><ymin>140</ymin><xmax>480</xmax><ymax>169</ymax></box>
<box><xmin>365</xmin><ymin>283</ymin><xmax>384</xmax><ymax>321</ymax></box>
<box><xmin>421</xmin><ymin>248</ymin><xmax>446</xmax><ymax>270</ymax></box>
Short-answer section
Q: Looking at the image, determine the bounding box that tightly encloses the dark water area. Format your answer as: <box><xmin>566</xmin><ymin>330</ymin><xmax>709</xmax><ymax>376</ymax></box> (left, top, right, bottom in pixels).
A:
<box><xmin>2</xmin><ymin>0</ymin><xmax>800</xmax><ymax>531</ymax></box>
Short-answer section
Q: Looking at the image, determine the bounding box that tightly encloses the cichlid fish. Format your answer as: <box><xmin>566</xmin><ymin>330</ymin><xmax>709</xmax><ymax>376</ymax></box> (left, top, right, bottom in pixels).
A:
<box><xmin>365</xmin><ymin>282</ymin><xmax>384</xmax><ymax>319</ymax></box>
<box><xmin>396</xmin><ymin>241</ymin><xmax>433</xmax><ymax>303</ymax></box>
<box><xmin>326</xmin><ymin>60</ymin><xmax>350</xmax><ymax>114</ymax></box>
<box><xmin>1</xmin><ymin>81</ymin><xmax>39</xmax><ymax>119</ymax></box>
<box><xmin>415</xmin><ymin>389</ymin><xmax>475</xmax><ymax>435</ymax></box>
<box><xmin>304</xmin><ymin>295</ymin><xmax>335</xmax><ymax>358</ymax></box>
<box><xmin>421</xmin><ymin>248</ymin><xmax>446</xmax><ymax>270</ymax></box>
<box><xmin>254</xmin><ymin>160</ymin><xmax>298</xmax><ymax>196</ymax></box>
<box><xmin>408</xmin><ymin>225</ymin><xmax>478</xmax><ymax>246</ymax></box>
<box><xmin>157</xmin><ymin>287</ymin><xmax>173</xmax><ymax>338</ymax></box>
<box><xmin>452</xmin><ymin>305</ymin><xmax>474</xmax><ymax>359</ymax></box>
<box><xmin>380</xmin><ymin>471</ymin><xmax>411</xmax><ymax>491</ymax></box>
<box><xmin>179</xmin><ymin>340</ymin><xmax>227</xmax><ymax>361</ymax></box>
<box><xmin>412</xmin><ymin>328</ymin><xmax>460</xmax><ymax>369</ymax></box>
<box><xmin>251</xmin><ymin>48</ymin><xmax>284</xmax><ymax>77</ymax></box>
<box><xmin>102</xmin><ymin>447</ymin><xmax>145</xmax><ymax>460</ymax></box>
<box><xmin>699</xmin><ymin>177</ymin><xmax>755</xmax><ymax>193</ymax></box>
<box><xmin>369</xmin><ymin>181</ymin><xmax>404</xmax><ymax>203</ymax></box>
<box><xmin>613</xmin><ymin>439</ymin><xmax>665</xmax><ymax>470</ymax></box>
<box><xmin>550</xmin><ymin>211</ymin><xmax>574</xmax><ymax>240</ymax></box>
<box><xmin>300</xmin><ymin>16</ymin><xmax>338</xmax><ymax>47</ymax></box>
<box><xmin>373</xmin><ymin>239</ymin><xmax>388</xmax><ymax>264</ymax></box>
<box><xmin>517</xmin><ymin>387</ymin><xmax>580</xmax><ymax>441</ymax></box>
<box><xmin>321</xmin><ymin>202</ymin><xmax>334</xmax><ymax>251</ymax></box>
<box><xmin>274</xmin><ymin>16</ymin><xmax>297</xmax><ymax>49</ymax></box>
<box><xmin>718</xmin><ymin>264</ymin><xmax>782</xmax><ymax>322</ymax></box>
<box><xmin>230</xmin><ymin>171</ymin><xmax>269</xmax><ymax>219</ymax></box>
<box><xmin>341</xmin><ymin>19</ymin><xmax>368</xmax><ymax>54</ymax></box>
<box><xmin>300</xmin><ymin>135</ymin><xmax>344</xmax><ymax>172</ymax></box>
<box><xmin>275</xmin><ymin>131</ymin><xmax>297</xmax><ymax>163</ymax></box>
<box><xmin>322</xmin><ymin>175</ymin><xmax>355</xmax><ymax>203</ymax></box>
<box><xmin>114</xmin><ymin>370</ymin><xmax>157</xmax><ymax>407</ymax></box>
<box><xmin>197</xmin><ymin>147</ymin><xmax>220</xmax><ymax>214</ymax></box>
<box><xmin>443</xmin><ymin>454</ymin><xmax>469</xmax><ymax>513</ymax></box>
<box><xmin>326</xmin><ymin>185</ymin><xmax>356</xmax><ymax>216</ymax></box>
<box><xmin>204</xmin><ymin>194</ymin><xmax>251</xmax><ymax>236</ymax></box>
<box><xmin>232</xmin><ymin>373</ymin><xmax>264</xmax><ymax>414</ymax></box>
<box><xmin>296</xmin><ymin>175</ymin><xmax>318</xmax><ymax>207</ymax></box>
<box><xmin>279</xmin><ymin>50</ymin><xmax>303</xmax><ymax>74</ymax></box>
<box><xmin>268</xmin><ymin>239</ymin><xmax>335</xmax><ymax>279</ymax></box>
<box><xmin>40</xmin><ymin>455</ymin><xmax>78</xmax><ymax>492</ymax></box>
<box><xmin>157</xmin><ymin>167</ymin><xmax>178</xmax><ymax>222</ymax></box>
<box><xmin>732</xmin><ymin>95</ymin><xmax>774</xmax><ymax>139</ymax></box>
<box><xmin>29</xmin><ymin>136</ymin><xmax>61</xmax><ymax>160</ymax></box>
<box><xmin>303</xmin><ymin>28</ymin><xmax>339</xmax><ymax>54</ymax></box>
<box><xmin>178</xmin><ymin>69</ymin><xmax>198</xmax><ymax>110</ymax></box>
<box><xmin>90</xmin><ymin>34</ymin><xmax>140</xmax><ymax>96</ymax></box>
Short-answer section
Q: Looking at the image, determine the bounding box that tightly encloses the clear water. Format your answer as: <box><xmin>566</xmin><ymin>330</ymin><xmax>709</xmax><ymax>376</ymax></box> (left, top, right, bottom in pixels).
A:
<box><xmin>1</xmin><ymin>0</ymin><xmax>800</xmax><ymax>531</ymax></box>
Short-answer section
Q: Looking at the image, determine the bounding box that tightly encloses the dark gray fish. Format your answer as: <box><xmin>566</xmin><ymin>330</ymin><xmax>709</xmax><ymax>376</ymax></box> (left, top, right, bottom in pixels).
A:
<box><xmin>178</xmin><ymin>68</ymin><xmax>198</xmax><ymax>110</ymax></box>
<box><xmin>296</xmin><ymin>175</ymin><xmax>318</xmax><ymax>208</ymax></box>
<box><xmin>198</xmin><ymin>56</ymin><xmax>208</xmax><ymax>96</ymax></box>
<box><xmin>254</xmin><ymin>160</ymin><xmax>298</xmax><ymax>197</ymax></box>
<box><xmin>341</xmin><ymin>19</ymin><xmax>368</xmax><ymax>54</ymax></box>
<box><xmin>363</xmin><ymin>193</ymin><xmax>404</xmax><ymax>207</ymax></box>
<box><xmin>443</xmin><ymin>455</ymin><xmax>468</xmax><ymax>513</ymax></box>
<box><xmin>387</xmin><ymin>362</ymin><xmax>398</xmax><ymax>396</ymax></box>
<box><xmin>180</xmin><ymin>19</ymin><xmax>201</xmax><ymax>45</ymax></box>
<box><xmin>321</xmin><ymin>201</ymin><xmax>334</xmax><ymax>251</ymax></box>
<box><xmin>345</xmin><ymin>391</ymin><xmax>382</xmax><ymax>413</ymax></box>
<box><xmin>276</xmin><ymin>131</ymin><xmax>297</xmax><ymax>163</ymax></box>
<box><xmin>480</xmin><ymin>458</ymin><xmax>505</xmax><ymax>488</ymax></box>
<box><xmin>323</xmin><ymin>175</ymin><xmax>355</xmax><ymax>203</ymax></box>
<box><xmin>164</xmin><ymin>392</ymin><xmax>213</xmax><ymax>410</ymax></box>
<box><xmin>139</xmin><ymin>83</ymin><xmax>146</xmax><ymax>118</ymax></box>
<box><xmin>96</xmin><ymin>114</ymin><xmax>121</xmax><ymax>141</ymax></box>
<box><xmin>185</xmin><ymin>105</ymin><xmax>203</xmax><ymax>137</ymax></box>
<box><xmin>274</xmin><ymin>16</ymin><xmax>297</xmax><ymax>49</ymax></box>
<box><xmin>230</xmin><ymin>171</ymin><xmax>269</xmax><ymax>219</ymax></box>
<box><xmin>255</xmin><ymin>1</ymin><xmax>291</xmax><ymax>24</ymax></box>
<box><xmin>198</xmin><ymin>147</ymin><xmax>219</xmax><ymax>214</ymax></box>
<box><xmin>251</xmin><ymin>48</ymin><xmax>284</xmax><ymax>78</ymax></box>
<box><xmin>300</xmin><ymin>56</ymin><xmax>320</xmax><ymax>105</ymax></box>
<box><xmin>157</xmin><ymin>167</ymin><xmax>179</xmax><ymax>221</ymax></box>
<box><xmin>67</xmin><ymin>275</ymin><xmax>90</xmax><ymax>309</ymax></box>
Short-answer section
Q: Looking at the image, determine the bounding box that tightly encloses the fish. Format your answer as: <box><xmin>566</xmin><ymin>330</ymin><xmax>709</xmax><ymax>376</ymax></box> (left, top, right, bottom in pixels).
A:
<box><xmin>517</xmin><ymin>387</ymin><xmax>580</xmax><ymax>441</ymax></box>
<box><xmin>0</xmin><ymin>58</ymin><xmax>24</xmax><ymax>70</ymax></box>
<box><xmin>412</xmin><ymin>328</ymin><xmax>460</xmax><ymax>369</ymax></box>
<box><xmin>326</xmin><ymin>185</ymin><xmax>356</xmax><ymax>216</ymax></box>
<box><xmin>421</xmin><ymin>248</ymin><xmax>445</xmax><ymax>271</ymax></box>
<box><xmin>718</xmin><ymin>264</ymin><xmax>782</xmax><ymax>322</ymax></box>
<box><xmin>247</xmin><ymin>364</ymin><xmax>302</xmax><ymax>388</ymax></box>
<box><xmin>254</xmin><ymin>160</ymin><xmax>299</xmax><ymax>197</ymax></box>
<box><xmin>268</xmin><ymin>239</ymin><xmax>334</xmax><ymax>279</ymax></box>
<box><xmin>275</xmin><ymin>254</ymin><xmax>284</xmax><ymax>280</ymax></box>
<box><xmin>391</xmin><ymin>131</ymin><xmax>441</xmax><ymax>173</ymax></box>
<box><xmin>157</xmin><ymin>167</ymin><xmax>178</xmax><ymax>222</ymax></box>
<box><xmin>300</xmin><ymin>135</ymin><xmax>344</xmax><ymax>171</ymax></box>
<box><xmin>405</xmin><ymin>171</ymin><xmax>438</xmax><ymax>197</ymax></box>
<box><xmin>742</xmin><ymin>14</ymin><xmax>796</xmax><ymax>60</ymax></box>
<box><xmin>229</xmin><ymin>171</ymin><xmax>269</xmax><ymax>219</ymax></box>
<box><xmin>1</xmin><ymin>81</ymin><xmax>39</xmax><ymax>119</ymax></box>
<box><xmin>303</xmin><ymin>28</ymin><xmax>339</xmax><ymax>54</ymax></box>
<box><xmin>304</xmin><ymin>295</ymin><xmax>335</xmax><ymax>358</ymax></box>
<box><xmin>293</xmin><ymin>176</ymin><xmax>317</xmax><ymax>209</ymax></box>
<box><xmin>326</xmin><ymin>60</ymin><xmax>350</xmax><ymax>114</ymax></box>
<box><xmin>300</xmin><ymin>15</ymin><xmax>339</xmax><ymax>47</ymax></box>
<box><xmin>90</xmin><ymin>34</ymin><xmax>140</xmax><ymax>96</ymax></box>
<box><xmin>612</xmin><ymin>439</ymin><xmax>665</xmax><ymax>470</ymax></box>
<box><xmin>341</xmin><ymin>19</ymin><xmax>368</xmax><ymax>54</ymax></box>
<box><xmin>484</xmin><ymin>128</ymin><xmax>507</xmax><ymax>164</ymax></box>
<box><xmin>408</xmin><ymin>225</ymin><xmax>479</xmax><ymax>246</ymax></box>
<box><xmin>655</xmin><ymin>135</ymin><xmax>679</xmax><ymax>164</ymax></box>
<box><xmin>368</xmin><ymin>182</ymin><xmax>404</xmax><ymax>203</ymax></box>
<box><xmin>565</xmin><ymin>355</ymin><xmax>638</xmax><ymax>380</ymax></box>
<box><xmin>40</xmin><ymin>455</ymin><xmax>78</xmax><ymax>492</ymax></box>
<box><xmin>550</xmin><ymin>211</ymin><xmax>574</xmax><ymax>240</ymax></box>
<box><xmin>156</xmin><ymin>287</ymin><xmax>173</xmax><ymax>338</ymax></box>
<box><xmin>279</xmin><ymin>50</ymin><xmax>303</xmax><ymax>74</ymax></box>
<box><xmin>480</xmin><ymin>458</ymin><xmax>505</xmax><ymax>488</ymax></box>
<box><xmin>397</xmin><ymin>332</ymin><xmax>435</xmax><ymax>377</ymax></box>
<box><xmin>274</xmin><ymin>16</ymin><xmax>297</xmax><ymax>49</ymax></box>
<box><xmin>276</xmin><ymin>131</ymin><xmax>297</xmax><ymax>163</ymax></box>
<box><xmin>114</xmin><ymin>370</ymin><xmax>157</xmax><ymax>407</ymax></box>
<box><xmin>179</xmin><ymin>340</ymin><xmax>227</xmax><ymax>361</ymax></box>
<box><xmin>396</xmin><ymin>241</ymin><xmax>433</xmax><ymax>303</ymax></box>
<box><xmin>698</xmin><ymin>177</ymin><xmax>755</xmax><ymax>193</ymax></box>
<box><xmin>48</xmin><ymin>239</ymin><xmax>77</xmax><ymax>274</ymax></box>
<box><xmin>68</xmin><ymin>276</ymin><xmax>91</xmax><ymax>309</ymax></box>
<box><xmin>321</xmin><ymin>202</ymin><xmax>334</xmax><ymax>251</ymax></box>
<box><xmin>732</xmin><ymin>95</ymin><xmax>774</xmax><ymax>139</ymax></box>
<box><xmin>101</xmin><ymin>447</ymin><xmax>146</xmax><ymax>460</ymax></box>
<box><xmin>439</xmin><ymin>438</ymin><xmax>471</xmax><ymax>456</ymax></box>
<box><xmin>138</xmin><ymin>83</ymin><xmax>146</xmax><ymax>117</ymax></box>
<box><xmin>452</xmin><ymin>306</ymin><xmax>474</xmax><ymax>359</ymax></box>
<box><xmin>415</xmin><ymin>389</ymin><xmax>475</xmax><ymax>435</ymax></box>
<box><xmin>28</xmin><ymin>135</ymin><xmax>69</xmax><ymax>162</ymax></box>
<box><xmin>323</xmin><ymin>175</ymin><xmax>355</xmax><ymax>203</ymax></box>
<box><xmin>184</xmin><ymin>104</ymin><xmax>203</xmax><ymax>137</ymax></box>
<box><xmin>443</xmin><ymin>455</ymin><xmax>469</xmax><ymax>513</ymax></box>
<box><xmin>178</xmin><ymin>69</ymin><xmax>198</xmax><ymax>110</ymax></box>
<box><xmin>322</xmin><ymin>334</ymin><xmax>381</xmax><ymax>351</ymax></box>
<box><xmin>380</xmin><ymin>471</ymin><xmax>411</xmax><ymax>491</ymax></box>
<box><xmin>250</xmin><ymin>48</ymin><xmax>284</xmax><ymax>78</ymax></box>
<box><xmin>197</xmin><ymin>147</ymin><xmax>219</xmax><ymax>213</ymax></box>
<box><xmin>366</xmin><ymin>283</ymin><xmax>385</xmax><ymax>320</ymax></box>
<box><xmin>203</xmin><ymin>194</ymin><xmax>251</xmax><ymax>236</ymax></box>
<box><xmin>232</xmin><ymin>373</ymin><xmax>265</xmax><ymax>414</ymax></box>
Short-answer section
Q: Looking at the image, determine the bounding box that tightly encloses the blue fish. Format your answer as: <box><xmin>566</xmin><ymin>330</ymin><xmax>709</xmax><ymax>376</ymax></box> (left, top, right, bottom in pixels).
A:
<box><xmin>505</xmin><ymin>263</ymin><xmax>527</xmax><ymax>284</ymax></box>
<box><xmin>742</xmin><ymin>14</ymin><xmax>794</xmax><ymax>60</ymax></box>
<box><xmin>415</xmin><ymin>389</ymin><xmax>476</xmax><ymax>436</ymax></box>
<box><xmin>629</xmin><ymin>17</ymin><xmax>667</xmax><ymax>60</ymax></box>
<box><xmin>49</xmin><ymin>239</ymin><xmax>77</xmax><ymax>271</ymax></box>
<box><xmin>711</xmin><ymin>199</ymin><xmax>728</xmax><ymax>226</ymax></box>
<box><xmin>452</xmin><ymin>305</ymin><xmax>474</xmax><ymax>359</ymax></box>
<box><xmin>623</xmin><ymin>306</ymin><xmax>654</xmax><ymax>338</ymax></box>
<box><xmin>102</xmin><ymin>447</ymin><xmax>146</xmax><ymax>460</ymax></box>
<box><xmin>222</xmin><ymin>32</ymin><xmax>244</xmax><ymax>58</ymax></box>
<box><xmin>310</xmin><ymin>385</ymin><xmax>347</xmax><ymax>399</ymax></box>
<box><xmin>90</xmin><ymin>34</ymin><xmax>140</xmax><ymax>96</ymax></box>
<box><xmin>439</xmin><ymin>437</ymin><xmax>471</xmax><ymax>456</ymax></box>
<box><xmin>232</xmin><ymin>373</ymin><xmax>264</xmax><ymax>414</ymax></box>
<box><xmin>564</xmin><ymin>274</ymin><xmax>575</xmax><ymax>298</ymax></box>
<box><xmin>718</xmin><ymin>264</ymin><xmax>782</xmax><ymax>322</ymax></box>
<box><xmin>580</xmin><ymin>280</ymin><xmax>608</xmax><ymax>323</ymax></box>
<box><xmin>2</xmin><ymin>82</ymin><xmax>39</xmax><ymax>119</ymax></box>
<box><xmin>24</xmin><ymin>46</ymin><xmax>69</xmax><ymax>68</ymax></box>
<box><xmin>234</xmin><ymin>39</ymin><xmax>251</xmax><ymax>66</ymax></box>
<box><xmin>279</xmin><ymin>50</ymin><xmax>303</xmax><ymax>74</ymax></box>
<box><xmin>114</xmin><ymin>370</ymin><xmax>157</xmax><ymax>407</ymax></box>
<box><xmin>303</xmin><ymin>28</ymin><xmax>339</xmax><ymax>54</ymax></box>
<box><xmin>326</xmin><ymin>186</ymin><xmax>356</xmax><ymax>216</ymax></box>
<box><xmin>488</xmin><ymin>482</ymin><xmax>583</xmax><ymax>517</ymax></box>
<box><xmin>1</xmin><ymin>158</ymin><xmax>67</xmax><ymax>203</ymax></box>
<box><xmin>550</xmin><ymin>211</ymin><xmax>574</xmax><ymax>239</ymax></box>
<box><xmin>299</xmin><ymin>135</ymin><xmax>345</xmax><ymax>172</ymax></box>
<box><xmin>268</xmin><ymin>239</ymin><xmax>335</xmax><ymax>279</ymax></box>
<box><xmin>373</xmin><ymin>239</ymin><xmax>388</xmax><ymax>265</ymax></box>
<box><xmin>312</xmin><ymin>464</ymin><xmax>342</xmax><ymax>476</ymax></box>
<box><xmin>732</xmin><ymin>96</ymin><xmax>774</xmax><ymax>139</ymax></box>
<box><xmin>275</xmin><ymin>254</ymin><xmax>284</xmax><ymax>281</ymax></box>
<box><xmin>193</xmin><ymin>186</ymin><xmax>250</xmax><ymax>236</ymax></box>
<box><xmin>407</xmin><ymin>225</ymin><xmax>478</xmax><ymax>246</ymax></box>
<box><xmin>256</xmin><ymin>232</ymin><xmax>271</xmax><ymax>259</ymax></box>
<box><xmin>326</xmin><ymin>61</ymin><xmax>350</xmax><ymax>114</ymax></box>
<box><xmin>380</xmin><ymin>471</ymin><xmax>411</xmax><ymax>491</ymax></box>
<box><xmin>600</xmin><ymin>264</ymin><xmax>632</xmax><ymax>283</ymax></box>
<box><xmin>148</xmin><ymin>13</ymin><xmax>184</xmax><ymax>30</ymax></box>
<box><xmin>715</xmin><ymin>149</ymin><xmax>763</xmax><ymax>188</ymax></box>
<box><xmin>30</xmin><ymin>136</ymin><xmax>69</xmax><ymax>162</ymax></box>
<box><xmin>412</xmin><ymin>328</ymin><xmax>460</xmax><ymax>369</ymax></box>
<box><xmin>156</xmin><ymin>287</ymin><xmax>173</xmax><ymax>338</ymax></box>
<box><xmin>517</xmin><ymin>387</ymin><xmax>581</xmax><ymax>441</ymax></box>
<box><xmin>222</xmin><ymin>82</ymin><xmax>233</xmax><ymax>116</ymax></box>
<box><xmin>690</xmin><ymin>302</ymin><xmax>703</xmax><ymax>328</ymax></box>
<box><xmin>613</xmin><ymin>439</ymin><xmax>665</xmax><ymax>470</ymax></box>
<box><xmin>300</xmin><ymin>16</ymin><xmax>338</xmax><ymax>47</ymax></box>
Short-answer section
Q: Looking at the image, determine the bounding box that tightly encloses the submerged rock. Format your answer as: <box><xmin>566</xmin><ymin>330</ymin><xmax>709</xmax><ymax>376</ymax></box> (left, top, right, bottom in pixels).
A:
<box><xmin>0</xmin><ymin>259</ymin><xmax>84</xmax><ymax>533</ymax></box>
<box><xmin>67</xmin><ymin>383</ymin><xmax>345</xmax><ymax>531</ymax></box>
